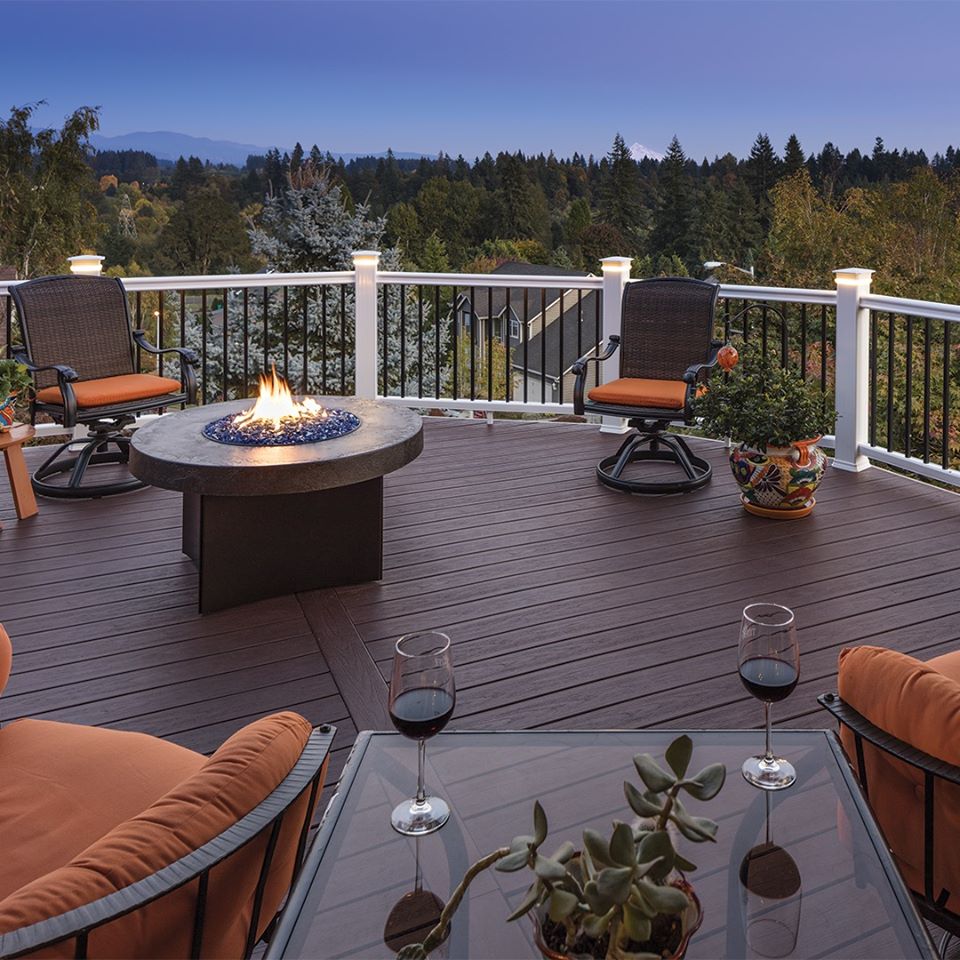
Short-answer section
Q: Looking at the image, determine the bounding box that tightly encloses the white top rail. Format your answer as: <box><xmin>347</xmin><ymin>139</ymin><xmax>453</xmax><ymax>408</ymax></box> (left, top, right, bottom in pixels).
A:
<box><xmin>377</xmin><ymin>270</ymin><xmax>603</xmax><ymax>290</ymax></box>
<box><xmin>717</xmin><ymin>283</ymin><xmax>836</xmax><ymax>306</ymax></box>
<box><xmin>861</xmin><ymin>292</ymin><xmax>960</xmax><ymax>324</ymax></box>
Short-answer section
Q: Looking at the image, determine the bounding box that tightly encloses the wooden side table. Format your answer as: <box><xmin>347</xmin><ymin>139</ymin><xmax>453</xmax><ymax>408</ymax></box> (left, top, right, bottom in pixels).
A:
<box><xmin>0</xmin><ymin>424</ymin><xmax>38</xmax><ymax>526</ymax></box>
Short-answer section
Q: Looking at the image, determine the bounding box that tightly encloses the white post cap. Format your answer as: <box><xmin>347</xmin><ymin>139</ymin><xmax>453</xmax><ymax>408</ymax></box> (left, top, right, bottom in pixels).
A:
<box><xmin>352</xmin><ymin>250</ymin><xmax>381</xmax><ymax>265</ymax></box>
<box><xmin>833</xmin><ymin>267</ymin><xmax>874</xmax><ymax>286</ymax></box>
<box><xmin>67</xmin><ymin>254</ymin><xmax>105</xmax><ymax>275</ymax></box>
<box><xmin>600</xmin><ymin>256</ymin><xmax>632</xmax><ymax>273</ymax></box>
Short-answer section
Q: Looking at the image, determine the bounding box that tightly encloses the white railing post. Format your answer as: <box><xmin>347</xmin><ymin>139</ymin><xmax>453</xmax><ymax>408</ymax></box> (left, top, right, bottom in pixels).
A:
<box><xmin>352</xmin><ymin>250</ymin><xmax>380</xmax><ymax>398</ymax></box>
<box><xmin>832</xmin><ymin>267</ymin><xmax>874</xmax><ymax>472</ymax></box>
<box><xmin>599</xmin><ymin>256</ymin><xmax>632</xmax><ymax>434</ymax></box>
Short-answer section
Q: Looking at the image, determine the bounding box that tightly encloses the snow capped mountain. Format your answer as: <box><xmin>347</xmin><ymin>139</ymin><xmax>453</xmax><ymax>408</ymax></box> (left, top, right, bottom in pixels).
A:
<box><xmin>630</xmin><ymin>142</ymin><xmax>664</xmax><ymax>162</ymax></box>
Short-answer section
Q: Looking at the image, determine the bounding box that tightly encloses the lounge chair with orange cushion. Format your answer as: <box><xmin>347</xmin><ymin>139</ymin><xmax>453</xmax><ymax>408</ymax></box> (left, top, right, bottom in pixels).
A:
<box><xmin>572</xmin><ymin>276</ymin><xmax>722</xmax><ymax>494</ymax></box>
<box><xmin>819</xmin><ymin>645</ymin><xmax>960</xmax><ymax>948</ymax></box>
<box><xmin>0</xmin><ymin>624</ymin><xmax>334</xmax><ymax>958</ymax></box>
<box><xmin>10</xmin><ymin>274</ymin><xmax>199</xmax><ymax>498</ymax></box>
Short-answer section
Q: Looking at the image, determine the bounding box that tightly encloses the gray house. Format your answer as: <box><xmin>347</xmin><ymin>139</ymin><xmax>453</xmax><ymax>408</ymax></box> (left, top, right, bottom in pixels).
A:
<box><xmin>455</xmin><ymin>262</ymin><xmax>602</xmax><ymax>403</ymax></box>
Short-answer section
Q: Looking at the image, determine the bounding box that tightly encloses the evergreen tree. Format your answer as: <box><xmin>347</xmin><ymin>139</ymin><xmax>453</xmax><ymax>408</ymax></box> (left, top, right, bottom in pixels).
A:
<box><xmin>599</xmin><ymin>134</ymin><xmax>644</xmax><ymax>245</ymax></box>
<box><xmin>783</xmin><ymin>134</ymin><xmax>805</xmax><ymax>177</ymax></box>
<box><xmin>650</xmin><ymin>136</ymin><xmax>694</xmax><ymax>264</ymax></box>
<box><xmin>745</xmin><ymin>133</ymin><xmax>781</xmax><ymax>233</ymax></box>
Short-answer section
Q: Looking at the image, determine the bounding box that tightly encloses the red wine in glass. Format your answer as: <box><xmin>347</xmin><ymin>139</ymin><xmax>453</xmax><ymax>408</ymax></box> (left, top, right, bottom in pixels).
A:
<box><xmin>389</xmin><ymin>631</ymin><xmax>456</xmax><ymax>836</ymax></box>
<box><xmin>738</xmin><ymin>658</ymin><xmax>799</xmax><ymax>703</ymax></box>
<box><xmin>738</xmin><ymin>604</ymin><xmax>800</xmax><ymax>790</ymax></box>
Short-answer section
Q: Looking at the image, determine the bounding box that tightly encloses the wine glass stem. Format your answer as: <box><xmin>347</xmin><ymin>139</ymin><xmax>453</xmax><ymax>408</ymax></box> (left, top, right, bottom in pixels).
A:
<box><xmin>764</xmin><ymin>702</ymin><xmax>773</xmax><ymax>763</ymax></box>
<box><xmin>416</xmin><ymin>738</ymin><xmax>427</xmax><ymax>805</ymax></box>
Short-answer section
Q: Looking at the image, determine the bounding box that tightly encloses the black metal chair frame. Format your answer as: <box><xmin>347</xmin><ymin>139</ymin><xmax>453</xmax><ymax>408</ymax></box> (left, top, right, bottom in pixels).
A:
<box><xmin>819</xmin><ymin>693</ymin><xmax>960</xmax><ymax>948</ymax></box>
<box><xmin>572</xmin><ymin>277</ymin><xmax>722</xmax><ymax>494</ymax></box>
<box><xmin>9</xmin><ymin>276</ymin><xmax>198</xmax><ymax>499</ymax></box>
<box><xmin>0</xmin><ymin>724</ymin><xmax>335</xmax><ymax>960</ymax></box>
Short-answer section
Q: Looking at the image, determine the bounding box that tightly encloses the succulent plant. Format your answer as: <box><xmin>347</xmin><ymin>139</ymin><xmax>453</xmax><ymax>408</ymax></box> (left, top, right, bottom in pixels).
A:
<box><xmin>397</xmin><ymin>735</ymin><xmax>725</xmax><ymax>960</ymax></box>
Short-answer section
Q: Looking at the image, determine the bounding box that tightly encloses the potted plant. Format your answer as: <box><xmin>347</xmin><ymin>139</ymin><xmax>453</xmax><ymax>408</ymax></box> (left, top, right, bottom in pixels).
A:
<box><xmin>398</xmin><ymin>735</ymin><xmax>725</xmax><ymax>960</ymax></box>
<box><xmin>0</xmin><ymin>360</ymin><xmax>31</xmax><ymax>431</ymax></box>
<box><xmin>692</xmin><ymin>342</ymin><xmax>836</xmax><ymax>518</ymax></box>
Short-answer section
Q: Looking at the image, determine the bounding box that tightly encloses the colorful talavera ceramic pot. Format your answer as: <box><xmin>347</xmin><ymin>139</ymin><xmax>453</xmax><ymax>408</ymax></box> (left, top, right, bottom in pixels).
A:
<box><xmin>0</xmin><ymin>394</ymin><xmax>17</xmax><ymax>432</ymax></box>
<box><xmin>729</xmin><ymin>437</ymin><xmax>827</xmax><ymax>519</ymax></box>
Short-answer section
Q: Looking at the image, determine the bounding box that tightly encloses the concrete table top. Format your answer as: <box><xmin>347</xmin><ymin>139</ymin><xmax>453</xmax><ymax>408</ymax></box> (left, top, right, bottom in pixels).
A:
<box><xmin>129</xmin><ymin>397</ymin><xmax>423</xmax><ymax>497</ymax></box>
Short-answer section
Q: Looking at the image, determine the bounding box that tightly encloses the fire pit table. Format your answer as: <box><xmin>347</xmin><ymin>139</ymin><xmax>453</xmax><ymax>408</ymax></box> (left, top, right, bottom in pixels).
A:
<box><xmin>129</xmin><ymin>396</ymin><xmax>422</xmax><ymax>613</ymax></box>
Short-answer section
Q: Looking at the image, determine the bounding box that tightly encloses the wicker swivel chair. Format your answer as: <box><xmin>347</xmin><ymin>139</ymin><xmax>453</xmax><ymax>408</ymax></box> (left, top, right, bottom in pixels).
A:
<box><xmin>572</xmin><ymin>277</ymin><xmax>722</xmax><ymax>494</ymax></box>
<box><xmin>10</xmin><ymin>275</ymin><xmax>198</xmax><ymax>498</ymax></box>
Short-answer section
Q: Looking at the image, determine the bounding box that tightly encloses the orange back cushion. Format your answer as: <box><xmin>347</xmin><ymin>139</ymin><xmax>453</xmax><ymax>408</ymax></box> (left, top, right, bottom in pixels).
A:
<box><xmin>0</xmin><ymin>625</ymin><xmax>10</xmax><ymax>697</ymax></box>
<box><xmin>0</xmin><ymin>711</ymin><xmax>323</xmax><ymax>958</ymax></box>
<box><xmin>838</xmin><ymin>645</ymin><xmax>960</xmax><ymax>909</ymax></box>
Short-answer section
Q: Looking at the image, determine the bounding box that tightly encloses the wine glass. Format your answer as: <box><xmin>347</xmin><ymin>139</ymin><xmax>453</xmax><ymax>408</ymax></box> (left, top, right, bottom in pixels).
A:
<box><xmin>738</xmin><ymin>603</ymin><xmax>800</xmax><ymax>790</ymax></box>
<box><xmin>389</xmin><ymin>631</ymin><xmax>456</xmax><ymax>835</ymax></box>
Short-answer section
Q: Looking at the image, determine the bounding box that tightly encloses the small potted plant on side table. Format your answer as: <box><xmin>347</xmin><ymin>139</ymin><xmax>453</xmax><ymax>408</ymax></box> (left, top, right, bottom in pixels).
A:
<box><xmin>398</xmin><ymin>734</ymin><xmax>725</xmax><ymax>960</ymax></box>
<box><xmin>0</xmin><ymin>360</ymin><xmax>31</xmax><ymax>431</ymax></box>
<box><xmin>692</xmin><ymin>343</ymin><xmax>836</xmax><ymax>519</ymax></box>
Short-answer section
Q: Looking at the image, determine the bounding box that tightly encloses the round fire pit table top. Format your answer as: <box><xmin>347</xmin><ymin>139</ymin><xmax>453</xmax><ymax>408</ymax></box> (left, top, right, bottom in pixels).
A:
<box><xmin>129</xmin><ymin>397</ymin><xmax>423</xmax><ymax>497</ymax></box>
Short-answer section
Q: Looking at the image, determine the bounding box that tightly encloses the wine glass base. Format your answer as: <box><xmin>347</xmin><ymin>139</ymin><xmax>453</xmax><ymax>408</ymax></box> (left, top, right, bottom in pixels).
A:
<box><xmin>391</xmin><ymin>796</ymin><xmax>450</xmax><ymax>836</ymax></box>
<box><xmin>742</xmin><ymin>756</ymin><xmax>796</xmax><ymax>791</ymax></box>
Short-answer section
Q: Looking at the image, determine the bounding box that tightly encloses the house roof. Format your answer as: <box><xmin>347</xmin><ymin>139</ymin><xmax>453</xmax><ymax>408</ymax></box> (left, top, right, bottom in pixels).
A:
<box><xmin>460</xmin><ymin>261</ymin><xmax>593</xmax><ymax>321</ymax></box>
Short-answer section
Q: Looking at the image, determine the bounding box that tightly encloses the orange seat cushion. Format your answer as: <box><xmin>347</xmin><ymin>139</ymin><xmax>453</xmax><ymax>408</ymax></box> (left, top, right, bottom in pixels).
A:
<box><xmin>0</xmin><ymin>718</ymin><xmax>205</xmax><ymax>903</ymax></box>
<box><xmin>837</xmin><ymin>646</ymin><xmax>960</xmax><ymax>912</ymax></box>
<box><xmin>0</xmin><ymin>711</ymin><xmax>320</xmax><ymax>958</ymax></box>
<box><xmin>35</xmin><ymin>374</ymin><xmax>182</xmax><ymax>408</ymax></box>
<box><xmin>587</xmin><ymin>377</ymin><xmax>688</xmax><ymax>410</ymax></box>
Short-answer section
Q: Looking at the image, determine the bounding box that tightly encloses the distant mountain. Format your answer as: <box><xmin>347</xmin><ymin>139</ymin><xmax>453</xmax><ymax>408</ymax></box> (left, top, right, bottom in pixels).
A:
<box><xmin>630</xmin><ymin>142</ymin><xmax>664</xmax><ymax>162</ymax></box>
<box><xmin>88</xmin><ymin>131</ymin><xmax>433</xmax><ymax>166</ymax></box>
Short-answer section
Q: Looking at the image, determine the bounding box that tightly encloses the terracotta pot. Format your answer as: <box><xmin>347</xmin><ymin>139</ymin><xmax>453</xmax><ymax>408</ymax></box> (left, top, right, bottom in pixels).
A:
<box><xmin>729</xmin><ymin>437</ymin><xmax>828</xmax><ymax>519</ymax></box>
<box><xmin>531</xmin><ymin>878</ymin><xmax>703</xmax><ymax>960</ymax></box>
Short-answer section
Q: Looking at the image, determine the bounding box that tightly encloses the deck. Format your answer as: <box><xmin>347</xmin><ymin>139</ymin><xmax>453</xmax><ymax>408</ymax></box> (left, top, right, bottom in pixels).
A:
<box><xmin>2</xmin><ymin>417</ymin><xmax>960</xmax><ymax>790</ymax></box>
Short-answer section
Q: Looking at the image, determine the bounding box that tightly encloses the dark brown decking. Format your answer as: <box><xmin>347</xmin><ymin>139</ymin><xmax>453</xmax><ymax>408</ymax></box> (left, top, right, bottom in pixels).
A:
<box><xmin>2</xmin><ymin>418</ymin><xmax>959</xmax><ymax>788</ymax></box>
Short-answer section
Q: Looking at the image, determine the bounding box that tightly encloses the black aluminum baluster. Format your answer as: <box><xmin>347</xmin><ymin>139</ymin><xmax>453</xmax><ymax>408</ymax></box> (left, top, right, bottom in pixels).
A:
<box><xmin>523</xmin><ymin>287</ymin><xmax>529</xmax><ymax>403</ymax></box>
<box><xmin>301</xmin><ymin>287</ymin><xmax>309</xmax><ymax>394</ymax></box>
<box><xmin>905</xmin><ymin>315</ymin><xmax>914</xmax><ymax>458</ymax></box>
<box><xmin>417</xmin><ymin>284</ymin><xmax>424</xmax><ymax>399</ymax></box>
<box><xmin>504</xmin><ymin>286</ymin><xmax>511</xmax><ymax>402</ymax></box>
<box><xmin>399</xmin><ymin>283</ymin><xmax>407</xmax><ymax>397</ymax></box>
<box><xmin>820</xmin><ymin>304</ymin><xmax>828</xmax><ymax>394</ymax></box>
<box><xmin>135</xmin><ymin>290</ymin><xmax>142</xmax><ymax>371</ymax></box>
<box><xmin>558</xmin><ymin>290</ymin><xmax>565</xmax><ymax>404</ymax></box>
<box><xmin>923</xmin><ymin>317</ymin><xmax>932</xmax><ymax>463</ymax></box>
<box><xmin>4</xmin><ymin>296</ymin><xmax>12</xmax><ymax>358</ymax></box>
<box><xmin>282</xmin><ymin>286</ymin><xmax>290</xmax><ymax>381</ymax></box>
<box><xmin>201</xmin><ymin>289</ymin><xmax>208</xmax><ymax>404</ymax></box>
<box><xmin>451</xmin><ymin>284</ymin><xmax>459</xmax><ymax>399</ymax></box>
<box><xmin>339</xmin><ymin>285</ymin><xmax>346</xmax><ymax>393</ymax></box>
<box><xmin>487</xmin><ymin>286</ymin><xmax>493</xmax><ymax>402</ymax></box>
<box><xmin>887</xmin><ymin>312</ymin><xmax>896</xmax><ymax>450</ymax></box>
<box><xmin>469</xmin><ymin>286</ymin><xmax>476</xmax><ymax>401</ymax></box>
<box><xmin>222</xmin><ymin>287</ymin><xmax>229</xmax><ymax>401</ymax></box>
<box><xmin>869</xmin><ymin>311</ymin><xmax>878</xmax><ymax>447</ymax></box>
<box><xmin>540</xmin><ymin>287</ymin><xmax>546</xmax><ymax>404</ymax></box>
<box><xmin>242</xmin><ymin>288</ymin><xmax>249</xmax><ymax>396</ymax></box>
<box><xmin>800</xmin><ymin>303</ymin><xmax>807</xmax><ymax>381</ymax></box>
<box><xmin>157</xmin><ymin>294</ymin><xmax>165</xmax><ymax>378</ymax></box>
<box><xmin>943</xmin><ymin>321</ymin><xmax>951</xmax><ymax>470</ymax></box>
<box><xmin>320</xmin><ymin>286</ymin><xmax>327</xmax><ymax>394</ymax></box>
<box><xmin>434</xmin><ymin>285</ymin><xmax>441</xmax><ymax>399</ymax></box>
<box><xmin>381</xmin><ymin>285</ymin><xmax>389</xmax><ymax>396</ymax></box>
<box><xmin>262</xmin><ymin>286</ymin><xmax>269</xmax><ymax>375</ymax></box>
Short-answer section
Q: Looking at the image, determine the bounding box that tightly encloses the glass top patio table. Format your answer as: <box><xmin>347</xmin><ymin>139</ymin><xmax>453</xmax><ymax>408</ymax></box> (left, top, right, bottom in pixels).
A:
<box><xmin>267</xmin><ymin>730</ymin><xmax>935</xmax><ymax>959</ymax></box>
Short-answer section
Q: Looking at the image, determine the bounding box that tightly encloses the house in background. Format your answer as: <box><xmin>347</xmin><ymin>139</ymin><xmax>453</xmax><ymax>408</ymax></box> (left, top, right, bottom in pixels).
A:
<box><xmin>454</xmin><ymin>262</ymin><xmax>603</xmax><ymax>403</ymax></box>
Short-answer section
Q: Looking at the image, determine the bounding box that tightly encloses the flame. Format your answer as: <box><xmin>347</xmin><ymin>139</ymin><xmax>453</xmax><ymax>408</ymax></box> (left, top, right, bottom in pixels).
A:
<box><xmin>235</xmin><ymin>365</ymin><xmax>327</xmax><ymax>430</ymax></box>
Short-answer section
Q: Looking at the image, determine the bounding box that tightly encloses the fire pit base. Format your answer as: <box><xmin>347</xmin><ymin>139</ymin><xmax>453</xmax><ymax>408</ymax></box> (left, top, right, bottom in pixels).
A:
<box><xmin>182</xmin><ymin>478</ymin><xmax>382</xmax><ymax>613</ymax></box>
<box><xmin>128</xmin><ymin>397</ymin><xmax>423</xmax><ymax>614</ymax></box>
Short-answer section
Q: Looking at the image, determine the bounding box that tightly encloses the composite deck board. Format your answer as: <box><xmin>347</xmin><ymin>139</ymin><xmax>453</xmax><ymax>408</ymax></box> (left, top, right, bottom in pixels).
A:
<box><xmin>0</xmin><ymin>417</ymin><xmax>958</xmax><ymax>794</ymax></box>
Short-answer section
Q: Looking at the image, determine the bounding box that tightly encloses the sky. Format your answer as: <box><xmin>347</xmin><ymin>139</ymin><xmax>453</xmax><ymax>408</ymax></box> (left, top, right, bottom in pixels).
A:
<box><xmin>1</xmin><ymin>0</ymin><xmax>958</xmax><ymax>161</ymax></box>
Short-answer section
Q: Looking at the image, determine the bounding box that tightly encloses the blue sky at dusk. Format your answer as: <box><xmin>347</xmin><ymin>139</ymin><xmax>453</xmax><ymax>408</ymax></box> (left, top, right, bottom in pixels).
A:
<box><xmin>2</xmin><ymin>0</ymin><xmax>957</xmax><ymax>161</ymax></box>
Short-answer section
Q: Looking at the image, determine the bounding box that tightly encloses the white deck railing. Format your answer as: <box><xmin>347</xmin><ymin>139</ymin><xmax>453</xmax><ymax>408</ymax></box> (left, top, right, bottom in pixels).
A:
<box><xmin>3</xmin><ymin>255</ymin><xmax>960</xmax><ymax>487</ymax></box>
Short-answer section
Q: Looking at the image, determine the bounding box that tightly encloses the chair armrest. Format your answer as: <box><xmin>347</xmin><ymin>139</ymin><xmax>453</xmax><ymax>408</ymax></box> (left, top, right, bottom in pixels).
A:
<box><xmin>0</xmin><ymin>724</ymin><xmax>337</xmax><ymax>960</ymax></box>
<box><xmin>572</xmin><ymin>336</ymin><xmax>620</xmax><ymax>414</ymax></box>
<box><xmin>682</xmin><ymin>340</ymin><xmax>724</xmax><ymax>384</ymax></box>
<box><xmin>10</xmin><ymin>346</ymin><xmax>79</xmax><ymax>383</ymax></box>
<box><xmin>132</xmin><ymin>330</ymin><xmax>199</xmax><ymax>405</ymax></box>
<box><xmin>132</xmin><ymin>330</ymin><xmax>199</xmax><ymax>366</ymax></box>
<box><xmin>818</xmin><ymin>693</ymin><xmax>960</xmax><ymax>787</ymax></box>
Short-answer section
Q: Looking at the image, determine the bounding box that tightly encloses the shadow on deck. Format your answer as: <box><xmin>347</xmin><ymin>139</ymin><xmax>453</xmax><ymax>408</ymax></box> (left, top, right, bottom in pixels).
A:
<box><xmin>2</xmin><ymin>418</ymin><xmax>959</xmax><ymax>787</ymax></box>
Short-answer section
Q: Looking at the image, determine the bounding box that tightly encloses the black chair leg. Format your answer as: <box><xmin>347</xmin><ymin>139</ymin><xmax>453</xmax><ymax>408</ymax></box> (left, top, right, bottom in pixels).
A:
<box><xmin>33</xmin><ymin>429</ymin><xmax>146</xmax><ymax>499</ymax></box>
<box><xmin>597</xmin><ymin>429</ymin><xmax>712</xmax><ymax>494</ymax></box>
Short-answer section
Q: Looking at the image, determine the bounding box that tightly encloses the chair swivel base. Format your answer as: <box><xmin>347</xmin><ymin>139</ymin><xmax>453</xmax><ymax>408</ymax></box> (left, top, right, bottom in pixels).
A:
<box><xmin>32</xmin><ymin>421</ymin><xmax>146</xmax><ymax>499</ymax></box>
<box><xmin>597</xmin><ymin>430</ymin><xmax>712</xmax><ymax>494</ymax></box>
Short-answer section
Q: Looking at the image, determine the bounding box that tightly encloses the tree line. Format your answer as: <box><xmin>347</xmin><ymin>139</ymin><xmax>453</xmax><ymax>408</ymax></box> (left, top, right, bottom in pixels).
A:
<box><xmin>3</xmin><ymin>103</ymin><xmax>960</xmax><ymax>302</ymax></box>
